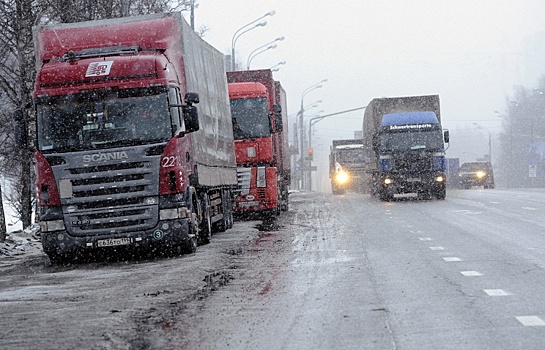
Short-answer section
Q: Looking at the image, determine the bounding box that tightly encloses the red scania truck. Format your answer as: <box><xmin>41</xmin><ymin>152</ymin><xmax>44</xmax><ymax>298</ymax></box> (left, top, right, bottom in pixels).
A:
<box><xmin>227</xmin><ymin>70</ymin><xmax>290</xmax><ymax>218</ymax></box>
<box><xmin>30</xmin><ymin>13</ymin><xmax>238</xmax><ymax>263</ymax></box>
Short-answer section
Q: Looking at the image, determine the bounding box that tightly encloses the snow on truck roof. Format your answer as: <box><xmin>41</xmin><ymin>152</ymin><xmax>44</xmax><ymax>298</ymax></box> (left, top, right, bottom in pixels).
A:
<box><xmin>382</xmin><ymin>111</ymin><xmax>439</xmax><ymax>126</ymax></box>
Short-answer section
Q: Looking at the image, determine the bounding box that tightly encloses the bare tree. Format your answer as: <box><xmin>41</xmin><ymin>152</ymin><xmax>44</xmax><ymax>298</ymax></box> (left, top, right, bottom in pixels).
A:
<box><xmin>0</xmin><ymin>0</ymin><xmax>197</xmax><ymax>233</ymax></box>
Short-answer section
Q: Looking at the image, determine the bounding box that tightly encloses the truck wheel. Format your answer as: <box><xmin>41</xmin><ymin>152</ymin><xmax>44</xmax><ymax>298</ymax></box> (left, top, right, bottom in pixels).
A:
<box><xmin>199</xmin><ymin>195</ymin><xmax>212</xmax><ymax>245</ymax></box>
<box><xmin>214</xmin><ymin>191</ymin><xmax>230</xmax><ymax>233</ymax></box>
<box><xmin>182</xmin><ymin>212</ymin><xmax>198</xmax><ymax>254</ymax></box>
<box><xmin>434</xmin><ymin>188</ymin><xmax>446</xmax><ymax>200</ymax></box>
<box><xmin>379</xmin><ymin>190</ymin><xmax>393</xmax><ymax>201</ymax></box>
<box><xmin>47</xmin><ymin>252</ymin><xmax>71</xmax><ymax>265</ymax></box>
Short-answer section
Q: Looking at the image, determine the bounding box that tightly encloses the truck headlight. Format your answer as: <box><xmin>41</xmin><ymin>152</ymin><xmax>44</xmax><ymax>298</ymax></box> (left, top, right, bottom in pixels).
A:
<box><xmin>435</xmin><ymin>176</ymin><xmax>445</xmax><ymax>182</ymax></box>
<box><xmin>384</xmin><ymin>178</ymin><xmax>393</xmax><ymax>185</ymax></box>
<box><xmin>40</xmin><ymin>220</ymin><xmax>65</xmax><ymax>232</ymax></box>
<box><xmin>160</xmin><ymin>207</ymin><xmax>189</xmax><ymax>220</ymax></box>
<box><xmin>476</xmin><ymin>171</ymin><xmax>486</xmax><ymax>178</ymax></box>
<box><xmin>335</xmin><ymin>171</ymin><xmax>349</xmax><ymax>184</ymax></box>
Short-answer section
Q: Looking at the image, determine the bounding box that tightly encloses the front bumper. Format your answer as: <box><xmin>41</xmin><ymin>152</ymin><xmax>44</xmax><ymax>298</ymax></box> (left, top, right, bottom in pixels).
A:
<box><xmin>41</xmin><ymin>218</ymin><xmax>190</xmax><ymax>257</ymax></box>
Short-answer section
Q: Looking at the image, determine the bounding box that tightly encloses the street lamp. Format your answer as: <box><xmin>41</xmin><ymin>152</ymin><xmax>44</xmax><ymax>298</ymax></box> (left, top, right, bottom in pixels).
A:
<box><xmin>246</xmin><ymin>37</ymin><xmax>284</xmax><ymax>70</ymax></box>
<box><xmin>474</xmin><ymin>123</ymin><xmax>492</xmax><ymax>162</ymax></box>
<box><xmin>269</xmin><ymin>61</ymin><xmax>286</xmax><ymax>71</ymax></box>
<box><xmin>230</xmin><ymin>10</ymin><xmax>275</xmax><ymax>71</ymax></box>
<box><xmin>306</xmin><ymin>106</ymin><xmax>367</xmax><ymax>191</ymax></box>
<box><xmin>247</xmin><ymin>44</ymin><xmax>276</xmax><ymax>70</ymax></box>
<box><xmin>297</xmin><ymin>79</ymin><xmax>327</xmax><ymax>190</ymax></box>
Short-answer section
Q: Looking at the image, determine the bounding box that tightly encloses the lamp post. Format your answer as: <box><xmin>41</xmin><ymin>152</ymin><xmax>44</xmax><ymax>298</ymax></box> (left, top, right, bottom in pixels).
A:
<box><xmin>495</xmin><ymin>110</ymin><xmax>513</xmax><ymax>188</ymax></box>
<box><xmin>269</xmin><ymin>61</ymin><xmax>286</xmax><ymax>72</ymax></box>
<box><xmin>473</xmin><ymin>123</ymin><xmax>492</xmax><ymax>162</ymax></box>
<box><xmin>306</xmin><ymin>106</ymin><xmax>367</xmax><ymax>191</ymax></box>
<box><xmin>246</xmin><ymin>37</ymin><xmax>284</xmax><ymax>70</ymax></box>
<box><xmin>298</xmin><ymin>79</ymin><xmax>327</xmax><ymax>190</ymax></box>
<box><xmin>231</xmin><ymin>11</ymin><xmax>275</xmax><ymax>71</ymax></box>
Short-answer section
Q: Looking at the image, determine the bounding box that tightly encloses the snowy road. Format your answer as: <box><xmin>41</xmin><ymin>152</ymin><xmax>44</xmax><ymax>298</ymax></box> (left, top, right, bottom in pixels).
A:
<box><xmin>1</xmin><ymin>189</ymin><xmax>545</xmax><ymax>349</ymax></box>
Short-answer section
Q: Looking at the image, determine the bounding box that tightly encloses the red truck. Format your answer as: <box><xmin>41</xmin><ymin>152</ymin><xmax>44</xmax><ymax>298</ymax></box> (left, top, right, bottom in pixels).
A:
<box><xmin>28</xmin><ymin>13</ymin><xmax>238</xmax><ymax>263</ymax></box>
<box><xmin>227</xmin><ymin>70</ymin><xmax>290</xmax><ymax>218</ymax></box>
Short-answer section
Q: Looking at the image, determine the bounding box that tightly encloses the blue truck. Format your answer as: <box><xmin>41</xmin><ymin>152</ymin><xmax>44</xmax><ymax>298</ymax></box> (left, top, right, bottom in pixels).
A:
<box><xmin>362</xmin><ymin>95</ymin><xmax>450</xmax><ymax>200</ymax></box>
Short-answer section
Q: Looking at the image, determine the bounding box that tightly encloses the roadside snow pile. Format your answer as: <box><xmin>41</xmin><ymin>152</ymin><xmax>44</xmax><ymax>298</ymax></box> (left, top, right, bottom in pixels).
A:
<box><xmin>0</xmin><ymin>225</ymin><xmax>43</xmax><ymax>258</ymax></box>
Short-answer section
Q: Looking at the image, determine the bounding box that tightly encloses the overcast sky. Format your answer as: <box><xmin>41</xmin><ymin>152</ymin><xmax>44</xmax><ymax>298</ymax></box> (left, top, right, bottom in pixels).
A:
<box><xmin>187</xmin><ymin>1</ymin><xmax>545</xmax><ymax>165</ymax></box>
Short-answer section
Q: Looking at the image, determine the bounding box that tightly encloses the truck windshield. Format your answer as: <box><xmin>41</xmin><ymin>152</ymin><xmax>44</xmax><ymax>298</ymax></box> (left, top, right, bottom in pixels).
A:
<box><xmin>380</xmin><ymin>130</ymin><xmax>444</xmax><ymax>151</ymax></box>
<box><xmin>230</xmin><ymin>97</ymin><xmax>270</xmax><ymax>140</ymax></box>
<box><xmin>36</xmin><ymin>90</ymin><xmax>171</xmax><ymax>152</ymax></box>
<box><xmin>336</xmin><ymin>148</ymin><xmax>365</xmax><ymax>163</ymax></box>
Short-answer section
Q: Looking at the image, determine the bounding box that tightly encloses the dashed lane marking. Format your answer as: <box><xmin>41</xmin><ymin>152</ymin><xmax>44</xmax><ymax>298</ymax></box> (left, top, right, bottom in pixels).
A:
<box><xmin>484</xmin><ymin>289</ymin><xmax>511</xmax><ymax>296</ymax></box>
<box><xmin>429</xmin><ymin>246</ymin><xmax>445</xmax><ymax>250</ymax></box>
<box><xmin>522</xmin><ymin>207</ymin><xmax>537</xmax><ymax>211</ymax></box>
<box><xmin>516</xmin><ymin>316</ymin><xmax>545</xmax><ymax>326</ymax></box>
<box><xmin>461</xmin><ymin>271</ymin><xmax>483</xmax><ymax>276</ymax></box>
<box><xmin>443</xmin><ymin>257</ymin><xmax>462</xmax><ymax>262</ymax></box>
<box><xmin>419</xmin><ymin>237</ymin><xmax>432</xmax><ymax>241</ymax></box>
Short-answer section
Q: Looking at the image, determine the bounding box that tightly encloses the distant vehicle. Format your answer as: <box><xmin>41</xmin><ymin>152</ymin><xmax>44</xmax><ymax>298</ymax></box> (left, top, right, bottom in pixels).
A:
<box><xmin>458</xmin><ymin>162</ymin><xmax>495</xmax><ymax>189</ymax></box>
<box><xmin>329</xmin><ymin>139</ymin><xmax>366</xmax><ymax>195</ymax></box>
<box><xmin>27</xmin><ymin>13</ymin><xmax>238</xmax><ymax>264</ymax></box>
<box><xmin>362</xmin><ymin>95</ymin><xmax>450</xmax><ymax>200</ymax></box>
<box><xmin>227</xmin><ymin>69</ymin><xmax>290</xmax><ymax>217</ymax></box>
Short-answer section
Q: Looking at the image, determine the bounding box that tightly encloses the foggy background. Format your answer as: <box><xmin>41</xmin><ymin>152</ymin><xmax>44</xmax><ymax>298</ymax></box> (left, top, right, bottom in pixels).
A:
<box><xmin>186</xmin><ymin>1</ymin><xmax>545</xmax><ymax>191</ymax></box>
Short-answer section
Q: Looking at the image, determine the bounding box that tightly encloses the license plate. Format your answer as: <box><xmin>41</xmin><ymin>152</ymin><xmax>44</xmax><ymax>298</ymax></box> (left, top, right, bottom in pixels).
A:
<box><xmin>97</xmin><ymin>238</ymin><xmax>132</xmax><ymax>247</ymax></box>
<box><xmin>407</xmin><ymin>178</ymin><xmax>421</xmax><ymax>182</ymax></box>
<box><xmin>238</xmin><ymin>201</ymin><xmax>259</xmax><ymax>208</ymax></box>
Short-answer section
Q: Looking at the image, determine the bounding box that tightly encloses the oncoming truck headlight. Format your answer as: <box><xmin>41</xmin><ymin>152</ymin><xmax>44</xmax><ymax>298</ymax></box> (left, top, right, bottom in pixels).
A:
<box><xmin>383</xmin><ymin>178</ymin><xmax>393</xmax><ymax>185</ymax></box>
<box><xmin>435</xmin><ymin>176</ymin><xmax>445</xmax><ymax>183</ymax></box>
<box><xmin>476</xmin><ymin>171</ymin><xmax>486</xmax><ymax>178</ymax></box>
<box><xmin>335</xmin><ymin>171</ymin><xmax>350</xmax><ymax>184</ymax></box>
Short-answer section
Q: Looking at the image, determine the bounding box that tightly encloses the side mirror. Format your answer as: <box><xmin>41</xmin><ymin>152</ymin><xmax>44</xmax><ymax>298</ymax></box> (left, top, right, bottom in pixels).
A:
<box><xmin>178</xmin><ymin>92</ymin><xmax>200</xmax><ymax>135</ymax></box>
<box><xmin>443</xmin><ymin>129</ymin><xmax>450</xmax><ymax>143</ymax></box>
<box><xmin>184</xmin><ymin>92</ymin><xmax>199</xmax><ymax>105</ymax></box>
<box><xmin>273</xmin><ymin>104</ymin><xmax>283</xmax><ymax>133</ymax></box>
<box><xmin>182</xmin><ymin>105</ymin><xmax>199</xmax><ymax>134</ymax></box>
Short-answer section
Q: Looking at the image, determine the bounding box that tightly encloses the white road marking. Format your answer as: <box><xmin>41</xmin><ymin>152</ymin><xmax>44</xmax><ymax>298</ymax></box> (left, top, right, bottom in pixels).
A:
<box><xmin>429</xmin><ymin>246</ymin><xmax>445</xmax><ymax>250</ymax></box>
<box><xmin>419</xmin><ymin>237</ymin><xmax>432</xmax><ymax>241</ymax></box>
<box><xmin>443</xmin><ymin>257</ymin><xmax>462</xmax><ymax>262</ymax></box>
<box><xmin>461</xmin><ymin>271</ymin><xmax>483</xmax><ymax>276</ymax></box>
<box><xmin>516</xmin><ymin>316</ymin><xmax>545</xmax><ymax>326</ymax></box>
<box><xmin>484</xmin><ymin>289</ymin><xmax>511</xmax><ymax>296</ymax></box>
<box><xmin>522</xmin><ymin>207</ymin><xmax>537</xmax><ymax>211</ymax></box>
<box><xmin>453</xmin><ymin>210</ymin><xmax>483</xmax><ymax>215</ymax></box>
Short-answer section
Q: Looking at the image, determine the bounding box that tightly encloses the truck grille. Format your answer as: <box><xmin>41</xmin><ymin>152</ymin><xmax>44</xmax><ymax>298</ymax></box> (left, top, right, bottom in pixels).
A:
<box><xmin>50</xmin><ymin>151</ymin><xmax>161</xmax><ymax>237</ymax></box>
<box><xmin>393</xmin><ymin>153</ymin><xmax>432</xmax><ymax>172</ymax></box>
<box><xmin>237</xmin><ymin>167</ymin><xmax>252</xmax><ymax>195</ymax></box>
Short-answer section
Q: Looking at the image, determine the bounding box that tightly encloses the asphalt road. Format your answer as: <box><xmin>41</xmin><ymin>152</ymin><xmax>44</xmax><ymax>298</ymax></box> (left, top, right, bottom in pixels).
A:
<box><xmin>1</xmin><ymin>188</ymin><xmax>545</xmax><ymax>349</ymax></box>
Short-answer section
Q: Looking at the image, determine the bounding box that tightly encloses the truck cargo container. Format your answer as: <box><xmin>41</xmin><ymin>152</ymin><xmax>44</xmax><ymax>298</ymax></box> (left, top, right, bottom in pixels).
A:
<box><xmin>29</xmin><ymin>13</ymin><xmax>237</xmax><ymax>263</ymax></box>
<box><xmin>362</xmin><ymin>95</ymin><xmax>449</xmax><ymax>200</ymax></box>
<box><xmin>227</xmin><ymin>69</ymin><xmax>290</xmax><ymax>217</ymax></box>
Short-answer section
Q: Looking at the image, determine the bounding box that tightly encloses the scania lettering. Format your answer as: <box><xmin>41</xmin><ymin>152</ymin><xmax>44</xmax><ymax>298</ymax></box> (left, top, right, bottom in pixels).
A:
<box><xmin>82</xmin><ymin>152</ymin><xmax>129</xmax><ymax>163</ymax></box>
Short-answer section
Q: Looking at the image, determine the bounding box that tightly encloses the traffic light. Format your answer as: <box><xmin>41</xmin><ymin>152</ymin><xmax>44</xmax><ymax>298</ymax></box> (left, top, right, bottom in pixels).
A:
<box><xmin>307</xmin><ymin>147</ymin><xmax>314</xmax><ymax>161</ymax></box>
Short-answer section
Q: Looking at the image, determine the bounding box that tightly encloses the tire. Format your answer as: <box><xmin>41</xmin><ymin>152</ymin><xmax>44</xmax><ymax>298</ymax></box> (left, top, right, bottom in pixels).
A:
<box><xmin>199</xmin><ymin>195</ymin><xmax>212</xmax><ymax>245</ymax></box>
<box><xmin>379</xmin><ymin>188</ymin><xmax>394</xmax><ymax>201</ymax></box>
<box><xmin>47</xmin><ymin>252</ymin><xmax>71</xmax><ymax>265</ymax></box>
<box><xmin>182</xmin><ymin>212</ymin><xmax>198</xmax><ymax>254</ymax></box>
<box><xmin>214</xmin><ymin>190</ymin><xmax>230</xmax><ymax>233</ymax></box>
<box><xmin>434</xmin><ymin>187</ymin><xmax>446</xmax><ymax>200</ymax></box>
